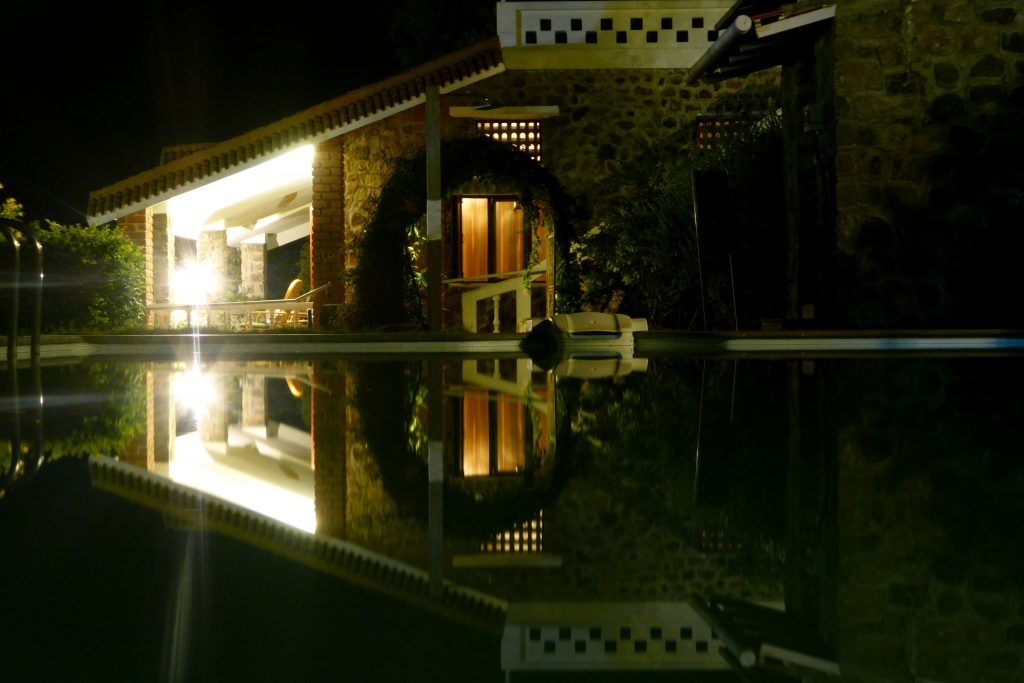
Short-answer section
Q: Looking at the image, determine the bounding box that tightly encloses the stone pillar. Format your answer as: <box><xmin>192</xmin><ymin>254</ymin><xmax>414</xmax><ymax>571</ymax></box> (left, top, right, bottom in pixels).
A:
<box><xmin>152</xmin><ymin>212</ymin><xmax>174</xmax><ymax>328</ymax></box>
<box><xmin>240</xmin><ymin>240</ymin><xmax>268</xmax><ymax>300</ymax></box>
<box><xmin>197</xmin><ymin>228</ymin><xmax>230</xmax><ymax>326</ymax></box>
<box><xmin>117</xmin><ymin>208</ymin><xmax>154</xmax><ymax>327</ymax></box>
<box><xmin>311</xmin><ymin>138</ymin><xmax>345</xmax><ymax>328</ymax></box>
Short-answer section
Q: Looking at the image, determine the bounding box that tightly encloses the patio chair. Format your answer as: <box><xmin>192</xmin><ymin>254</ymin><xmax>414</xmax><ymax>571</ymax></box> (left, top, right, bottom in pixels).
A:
<box><xmin>272</xmin><ymin>278</ymin><xmax>306</xmax><ymax>328</ymax></box>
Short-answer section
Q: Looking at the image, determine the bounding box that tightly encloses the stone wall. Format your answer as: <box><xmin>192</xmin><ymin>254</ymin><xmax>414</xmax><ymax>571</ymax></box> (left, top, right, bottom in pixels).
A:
<box><xmin>326</xmin><ymin>68</ymin><xmax>779</xmax><ymax>328</ymax></box>
<box><xmin>473</xmin><ymin>68</ymin><xmax>780</xmax><ymax>225</ymax></box>
<box><xmin>832</xmin><ymin>0</ymin><xmax>1024</xmax><ymax>325</ymax></box>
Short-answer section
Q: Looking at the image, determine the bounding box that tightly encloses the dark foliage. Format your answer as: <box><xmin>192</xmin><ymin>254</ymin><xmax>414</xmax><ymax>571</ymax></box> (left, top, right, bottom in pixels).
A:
<box><xmin>572</xmin><ymin>113</ymin><xmax>787</xmax><ymax>330</ymax></box>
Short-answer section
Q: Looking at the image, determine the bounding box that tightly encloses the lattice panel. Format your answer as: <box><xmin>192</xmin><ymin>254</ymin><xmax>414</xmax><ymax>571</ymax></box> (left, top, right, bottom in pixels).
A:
<box><xmin>477</xmin><ymin>120</ymin><xmax>542</xmax><ymax>163</ymax></box>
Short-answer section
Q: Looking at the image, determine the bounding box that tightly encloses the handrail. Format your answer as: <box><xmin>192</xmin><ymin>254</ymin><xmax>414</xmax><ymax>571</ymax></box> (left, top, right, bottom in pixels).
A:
<box><xmin>456</xmin><ymin>261</ymin><xmax>546</xmax><ymax>333</ymax></box>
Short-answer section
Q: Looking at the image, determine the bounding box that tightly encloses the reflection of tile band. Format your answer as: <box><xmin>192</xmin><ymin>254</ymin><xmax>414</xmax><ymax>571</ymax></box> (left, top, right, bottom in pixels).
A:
<box><xmin>88</xmin><ymin>454</ymin><xmax>508</xmax><ymax>633</ymax></box>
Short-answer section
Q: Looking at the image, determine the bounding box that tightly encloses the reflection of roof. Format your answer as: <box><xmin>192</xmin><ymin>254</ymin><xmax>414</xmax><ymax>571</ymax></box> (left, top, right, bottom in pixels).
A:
<box><xmin>88</xmin><ymin>454</ymin><xmax>508</xmax><ymax>633</ymax></box>
<box><xmin>86</xmin><ymin>38</ymin><xmax>505</xmax><ymax>225</ymax></box>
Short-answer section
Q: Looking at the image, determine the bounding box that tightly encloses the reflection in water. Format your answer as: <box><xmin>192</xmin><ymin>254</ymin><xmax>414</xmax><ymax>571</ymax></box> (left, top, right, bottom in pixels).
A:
<box><xmin>3</xmin><ymin>352</ymin><xmax>1024</xmax><ymax>681</ymax></box>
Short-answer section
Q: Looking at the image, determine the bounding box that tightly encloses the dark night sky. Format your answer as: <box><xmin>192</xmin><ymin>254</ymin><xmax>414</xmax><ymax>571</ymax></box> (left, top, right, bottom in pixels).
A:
<box><xmin>1</xmin><ymin>0</ymin><xmax>495</xmax><ymax>226</ymax></box>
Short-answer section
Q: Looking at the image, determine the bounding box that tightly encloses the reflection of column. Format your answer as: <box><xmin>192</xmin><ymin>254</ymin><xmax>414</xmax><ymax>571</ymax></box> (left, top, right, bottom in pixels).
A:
<box><xmin>200</xmin><ymin>373</ymin><xmax>230</xmax><ymax>444</ymax></box>
<box><xmin>197</xmin><ymin>228</ymin><xmax>232</xmax><ymax>326</ymax></box>
<box><xmin>152</xmin><ymin>213</ymin><xmax>174</xmax><ymax>328</ymax></box>
<box><xmin>428</xmin><ymin>359</ymin><xmax>444</xmax><ymax>596</ymax></box>
<box><xmin>241</xmin><ymin>375</ymin><xmax>266</xmax><ymax>428</ymax></box>
<box><xmin>119</xmin><ymin>372</ymin><xmax>154</xmax><ymax>469</ymax></box>
<box><xmin>313</xmin><ymin>365</ymin><xmax>347</xmax><ymax>537</ymax></box>
<box><xmin>152</xmin><ymin>369</ymin><xmax>174</xmax><ymax>468</ymax></box>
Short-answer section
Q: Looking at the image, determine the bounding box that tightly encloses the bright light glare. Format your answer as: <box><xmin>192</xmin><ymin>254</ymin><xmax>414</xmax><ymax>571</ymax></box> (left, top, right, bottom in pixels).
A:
<box><xmin>167</xmin><ymin>145</ymin><xmax>314</xmax><ymax>238</ymax></box>
<box><xmin>172</xmin><ymin>261</ymin><xmax>219</xmax><ymax>305</ymax></box>
<box><xmin>172</xmin><ymin>367</ymin><xmax>216</xmax><ymax>419</ymax></box>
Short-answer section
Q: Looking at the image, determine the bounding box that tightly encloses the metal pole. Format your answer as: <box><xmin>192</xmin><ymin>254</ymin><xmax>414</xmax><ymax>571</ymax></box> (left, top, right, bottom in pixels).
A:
<box><xmin>690</xmin><ymin>174</ymin><xmax>708</xmax><ymax>332</ymax></box>
<box><xmin>685</xmin><ymin>14</ymin><xmax>754</xmax><ymax>85</ymax></box>
<box><xmin>426</xmin><ymin>84</ymin><xmax>443</xmax><ymax>333</ymax></box>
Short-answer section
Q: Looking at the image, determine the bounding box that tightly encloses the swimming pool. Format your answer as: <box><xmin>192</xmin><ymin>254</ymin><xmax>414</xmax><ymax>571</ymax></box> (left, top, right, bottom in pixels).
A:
<box><xmin>3</xmin><ymin>339</ymin><xmax>1023</xmax><ymax>682</ymax></box>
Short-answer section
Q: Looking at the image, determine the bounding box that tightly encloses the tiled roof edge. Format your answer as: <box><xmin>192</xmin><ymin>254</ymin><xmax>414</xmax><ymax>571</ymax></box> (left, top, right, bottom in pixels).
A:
<box><xmin>86</xmin><ymin>37</ymin><xmax>505</xmax><ymax>224</ymax></box>
<box><xmin>87</xmin><ymin>454</ymin><xmax>509</xmax><ymax>632</ymax></box>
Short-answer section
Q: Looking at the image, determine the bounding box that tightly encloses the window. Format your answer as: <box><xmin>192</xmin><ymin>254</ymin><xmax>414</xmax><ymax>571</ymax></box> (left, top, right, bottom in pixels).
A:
<box><xmin>455</xmin><ymin>196</ymin><xmax>546</xmax><ymax>280</ymax></box>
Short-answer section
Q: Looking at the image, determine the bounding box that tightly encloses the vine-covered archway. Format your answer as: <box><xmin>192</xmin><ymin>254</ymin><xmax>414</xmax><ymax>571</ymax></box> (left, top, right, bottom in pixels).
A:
<box><xmin>351</xmin><ymin>135</ymin><xmax>577</xmax><ymax>331</ymax></box>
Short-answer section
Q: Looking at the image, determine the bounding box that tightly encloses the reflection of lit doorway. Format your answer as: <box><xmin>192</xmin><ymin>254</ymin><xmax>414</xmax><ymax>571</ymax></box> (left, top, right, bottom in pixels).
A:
<box><xmin>456</xmin><ymin>196</ymin><xmax>547</xmax><ymax>279</ymax></box>
<box><xmin>456</xmin><ymin>391</ymin><xmax>549</xmax><ymax>477</ymax></box>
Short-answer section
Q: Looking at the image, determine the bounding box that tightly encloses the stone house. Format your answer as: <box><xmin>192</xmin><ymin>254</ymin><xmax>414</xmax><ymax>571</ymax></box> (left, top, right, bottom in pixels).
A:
<box><xmin>85</xmin><ymin>0</ymin><xmax>781</xmax><ymax>333</ymax></box>
<box><xmin>85</xmin><ymin>0</ymin><xmax>1024</xmax><ymax>332</ymax></box>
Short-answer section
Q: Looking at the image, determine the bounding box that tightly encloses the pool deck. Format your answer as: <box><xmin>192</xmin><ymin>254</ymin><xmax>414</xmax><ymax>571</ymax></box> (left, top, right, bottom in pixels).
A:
<box><xmin>6</xmin><ymin>327</ymin><xmax>1024</xmax><ymax>364</ymax></box>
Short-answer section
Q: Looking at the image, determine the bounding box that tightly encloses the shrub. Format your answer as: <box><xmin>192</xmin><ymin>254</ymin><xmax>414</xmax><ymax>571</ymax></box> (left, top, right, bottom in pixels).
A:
<box><xmin>10</xmin><ymin>221</ymin><xmax>145</xmax><ymax>332</ymax></box>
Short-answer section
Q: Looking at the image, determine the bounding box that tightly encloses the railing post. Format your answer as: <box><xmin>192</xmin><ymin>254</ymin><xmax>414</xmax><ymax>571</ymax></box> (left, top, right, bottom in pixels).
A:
<box><xmin>1</xmin><ymin>219</ymin><xmax>21</xmax><ymax>368</ymax></box>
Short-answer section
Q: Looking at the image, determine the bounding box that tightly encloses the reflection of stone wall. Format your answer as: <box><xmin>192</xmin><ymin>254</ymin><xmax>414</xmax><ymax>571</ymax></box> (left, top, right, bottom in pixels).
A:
<box><xmin>452</xmin><ymin>479</ymin><xmax>783</xmax><ymax>604</ymax></box>
<box><xmin>838</xmin><ymin>408</ymin><xmax>1024</xmax><ymax>681</ymax></box>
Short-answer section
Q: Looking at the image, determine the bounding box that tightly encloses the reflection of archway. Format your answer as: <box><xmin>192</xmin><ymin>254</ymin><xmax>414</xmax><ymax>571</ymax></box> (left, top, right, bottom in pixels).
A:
<box><xmin>351</xmin><ymin>360</ymin><xmax>570</xmax><ymax>539</ymax></box>
<box><xmin>351</xmin><ymin>136</ymin><xmax>576</xmax><ymax>330</ymax></box>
